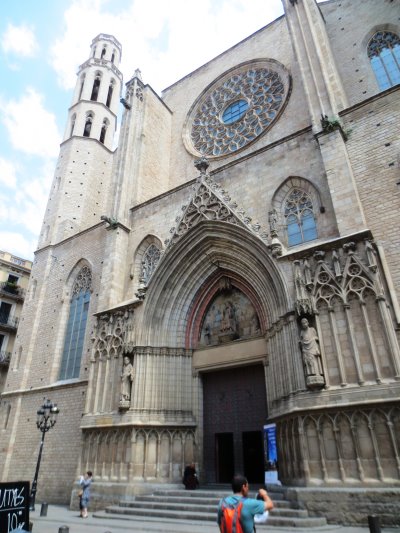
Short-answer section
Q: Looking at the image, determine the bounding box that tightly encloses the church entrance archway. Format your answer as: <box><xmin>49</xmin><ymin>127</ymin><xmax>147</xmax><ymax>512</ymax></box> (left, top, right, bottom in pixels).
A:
<box><xmin>202</xmin><ymin>363</ymin><xmax>267</xmax><ymax>484</ymax></box>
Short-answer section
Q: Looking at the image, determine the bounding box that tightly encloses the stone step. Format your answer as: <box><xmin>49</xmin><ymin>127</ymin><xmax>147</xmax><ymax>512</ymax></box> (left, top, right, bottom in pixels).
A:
<box><xmin>118</xmin><ymin>500</ymin><xmax>308</xmax><ymax>517</ymax></box>
<box><xmin>134</xmin><ymin>494</ymin><xmax>297</xmax><ymax>508</ymax></box>
<box><xmin>99</xmin><ymin>486</ymin><xmax>328</xmax><ymax>528</ymax></box>
<box><xmin>101</xmin><ymin>505</ymin><xmax>327</xmax><ymax>527</ymax></box>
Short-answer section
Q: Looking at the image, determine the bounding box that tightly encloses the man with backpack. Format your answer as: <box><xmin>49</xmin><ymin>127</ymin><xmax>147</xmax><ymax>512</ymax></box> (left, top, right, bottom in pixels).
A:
<box><xmin>217</xmin><ymin>474</ymin><xmax>274</xmax><ymax>533</ymax></box>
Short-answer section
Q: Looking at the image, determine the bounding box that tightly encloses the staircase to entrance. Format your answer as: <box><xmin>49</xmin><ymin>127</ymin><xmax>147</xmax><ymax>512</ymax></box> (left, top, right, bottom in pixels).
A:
<box><xmin>94</xmin><ymin>485</ymin><xmax>328</xmax><ymax>528</ymax></box>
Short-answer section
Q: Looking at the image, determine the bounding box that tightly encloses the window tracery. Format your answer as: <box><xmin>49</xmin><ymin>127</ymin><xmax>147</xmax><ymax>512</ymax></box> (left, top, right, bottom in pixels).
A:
<box><xmin>60</xmin><ymin>266</ymin><xmax>92</xmax><ymax>381</ymax></box>
<box><xmin>368</xmin><ymin>31</ymin><xmax>400</xmax><ymax>90</ymax></box>
<box><xmin>141</xmin><ymin>244</ymin><xmax>161</xmax><ymax>284</ymax></box>
<box><xmin>284</xmin><ymin>189</ymin><xmax>317</xmax><ymax>246</ymax></box>
<box><xmin>184</xmin><ymin>60</ymin><xmax>290</xmax><ymax>158</ymax></box>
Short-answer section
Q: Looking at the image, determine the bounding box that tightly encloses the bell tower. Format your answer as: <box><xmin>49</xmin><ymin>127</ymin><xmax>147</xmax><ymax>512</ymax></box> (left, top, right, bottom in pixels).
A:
<box><xmin>64</xmin><ymin>34</ymin><xmax>122</xmax><ymax>149</ymax></box>
<box><xmin>38</xmin><ymin>34</ymin><xmax>123</xmax><ymax>248</ymax></box>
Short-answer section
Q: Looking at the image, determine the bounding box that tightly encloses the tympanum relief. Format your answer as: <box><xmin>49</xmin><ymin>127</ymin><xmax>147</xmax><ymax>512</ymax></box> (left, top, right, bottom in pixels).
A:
<box><xmin>200</xmin><ymin>287</ymin><xmax>260</xmax><ymax>346</ymax></box>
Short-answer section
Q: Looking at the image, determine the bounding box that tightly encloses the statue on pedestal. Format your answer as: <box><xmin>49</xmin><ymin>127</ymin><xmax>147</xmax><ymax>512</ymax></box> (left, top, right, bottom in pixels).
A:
<box><xmin>119</xmin><ymin>356</ymin><xmax>134</xmax><ymax>409</ymax></box>
<box><xmin>299</xmin><ymin>318</ymin><xmax>325</xmax><ymax>389</ymax></box>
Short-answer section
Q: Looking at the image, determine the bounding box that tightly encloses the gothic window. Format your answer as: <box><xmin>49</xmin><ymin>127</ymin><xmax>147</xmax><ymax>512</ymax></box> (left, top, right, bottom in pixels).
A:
<box><xmin>83</xmin><ymin>113</ymin><xmax>93</xmax><ymax>137</ymax></box>
<box><xmin>101</xmin><ymin>47</ymin><xmax>106</xmax><ymax>59</ymax></box>
<box><xmin>90</xmin><ymin>73</ymin><xmax>101</xmax><ymax>101</ymax></box>
<box><xmin>59</xmin><ymin>266</ymin><xmax>92</xmax><ymax>380</ymax></box>
<box><xmin>111</xmin><ymin>51</ymin><xmax>115</xmax><ymax>64</ymax></box>
<box><xmin>141</xmin><ymin>244</ymin><xmax>161</xmax><ymax>283</ymax></box>
<box><xmin>106</xmin><ymin>80</ymin><xmax>115</xmax><ymax>108</ymax></box>
<box><xmin>368</xmin><ymin>31</ymin><xmax>400</xmax><ymax>90</ymax></box>
<box><xmin>284</xmin><ymin>188</ymin><xmax>317</xmax><ymax>246</ymax></box>
<box><xmin>99</xmin><ymin>118</ymin><xmax>109</xmax><ymax>144</ymax></box>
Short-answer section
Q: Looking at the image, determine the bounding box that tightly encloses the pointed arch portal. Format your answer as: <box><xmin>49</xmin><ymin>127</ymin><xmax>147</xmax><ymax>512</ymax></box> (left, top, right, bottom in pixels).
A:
<box><xmin>137</xmin><ymin>219</ymin><xmax>290</xmax><ymax>482</ymax></box>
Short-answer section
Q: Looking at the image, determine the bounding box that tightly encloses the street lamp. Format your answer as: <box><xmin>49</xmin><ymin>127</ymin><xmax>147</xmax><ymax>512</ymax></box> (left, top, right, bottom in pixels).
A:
<box><xmin>30</xmin><ymin>398</ymin><xmax>60</xmax><ymax>511</ymax></box>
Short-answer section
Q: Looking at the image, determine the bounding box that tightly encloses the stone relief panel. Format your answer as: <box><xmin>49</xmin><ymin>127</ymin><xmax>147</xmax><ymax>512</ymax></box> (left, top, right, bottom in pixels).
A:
<box><xmin>199</xmin><ymin>287</ymin><xmax>260</xmax><ymax>346</ymax></box>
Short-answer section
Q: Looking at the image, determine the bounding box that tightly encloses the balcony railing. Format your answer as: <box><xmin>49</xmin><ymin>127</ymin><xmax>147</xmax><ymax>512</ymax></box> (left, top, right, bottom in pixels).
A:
<box><xmin>0</xmin><ymin>315</ymin><xmax>19</xmax><ymax>329</ymax></box>
<box><xmin>0</xmin><ymin>282</ymin><xmax>26</xmax><ymax>299</ymax></box>
<box><xmin>0</xmin><ymin>351</ymin><xmax>11</xmax><ymax>365</ymax></box>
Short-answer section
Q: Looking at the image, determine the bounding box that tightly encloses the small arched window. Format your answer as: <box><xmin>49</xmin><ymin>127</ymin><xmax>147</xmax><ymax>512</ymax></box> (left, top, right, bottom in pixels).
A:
<box><xmin>90</xmin><ymin>73</ymin><xmax>101</xmax><ymax>101</ymax></box>
<box><xmin>83</xmin><ymin>113</ymin><xmax>93</xmax><ymax>137</ymax></box>
<box><xmin>111</xmin><ymin>51</ymin><xmax>115</xmax><ymax>64</ymax></box>
<box><xmin>368</xmin><ymin>31</ymin><xmax>400</xmax><ymax>90</ymax></box>
<box><xmin>99</xmin><ymin>118</ymin><xmax>109</xmax><ymax>144</ymax></box>
<box><xmin>284</xmin><ymin>189</ymin><xmax>317</xmax><ymax>246</ymax></box>
<box><xmin>106</xmin><ymin>79</ymin><xmax>115</xmax><ymax>108</ymax></box>
<box><xmin>101</xmin><ymin>47</ymin><xmax>106</xmax><ymax>59</ymax></box>
<box><xmin>70</xmin><ymin>113</ymin><xmax>76</xmax><ymax>137</ymax></box>
<box><xmin>59</xmin><ymin>266</ymin><xmax>92</xmax><ymax>380</ymax></box>
<box><xmin>141</xmin><ymin>244</ymin><xmax>161</xmax><ymax>283</ymax></box>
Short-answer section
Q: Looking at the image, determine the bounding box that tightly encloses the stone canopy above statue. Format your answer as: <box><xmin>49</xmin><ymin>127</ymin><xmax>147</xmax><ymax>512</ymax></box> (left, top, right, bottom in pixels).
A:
<box><xmin>199</xmin><ymin>286</ymin><xmax>261</xmax><ymax>346</ymax></box>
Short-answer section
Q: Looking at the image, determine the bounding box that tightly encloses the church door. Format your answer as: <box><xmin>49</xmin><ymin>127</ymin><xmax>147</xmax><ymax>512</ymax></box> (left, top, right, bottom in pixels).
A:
<box><xmin>202</xmin><ymin>363</ymin><xmax>267</xmax><ymax>484</ymax></box>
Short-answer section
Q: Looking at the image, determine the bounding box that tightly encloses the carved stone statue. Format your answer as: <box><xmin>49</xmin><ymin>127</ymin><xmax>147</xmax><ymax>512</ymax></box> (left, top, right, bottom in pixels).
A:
<box><xmin>119</xmin><ymin>356</ymin><xmax>134</xmax><ymax>408</ymax></box>
<box><xmin>299</xmin><ymin>318</ymin><xmax>325</xmax><ymax>389</ymax></box>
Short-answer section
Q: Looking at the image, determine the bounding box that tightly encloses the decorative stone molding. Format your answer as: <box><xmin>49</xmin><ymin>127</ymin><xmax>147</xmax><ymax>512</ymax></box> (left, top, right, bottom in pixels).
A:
<box><xmin>290</xmin><ymin>238</ymin><xmax>400</xmax><ymax>386</ymax></box>
<box><xmin>164</xmin><ymin>158</ymin><xmax>269</xmax><ymax>251</ymax></box>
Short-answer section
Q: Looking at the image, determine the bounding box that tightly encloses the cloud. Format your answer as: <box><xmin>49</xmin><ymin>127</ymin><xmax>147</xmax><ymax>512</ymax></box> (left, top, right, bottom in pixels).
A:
<box><xmin>0</xmin><ymin>231</ymin><xmax>36</xmax><ymax>260</ymax></box>
<box><xmin>0</xmin><ymin>158</ymin><xmax>18</xmax><ymax>188</ymax></box>
<box><xmin>1</xmin><ymin>23</ymin><xmax>38</xmax><ymax>57</ymax></box>
<box><xmin>0</xmin><ymin>88</ymin><xmax>61</xmax><ymax>158</ymax></box>
<box><xmin>0</xmin><ymin>159</ymin><xmax>54</xmax><ymax>259</ymax></box>
<box><xmin>49</xmin><ymin>0</ymin><xmax>284</xmax><ymax>94</ymax></box>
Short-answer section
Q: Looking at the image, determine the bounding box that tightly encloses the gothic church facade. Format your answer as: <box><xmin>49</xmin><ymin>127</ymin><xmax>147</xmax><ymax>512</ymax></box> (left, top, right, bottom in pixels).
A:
<box><xmin>1</xmin><ymin>0</ymin><xmax>400</xmax><ymax>517</ymax></box>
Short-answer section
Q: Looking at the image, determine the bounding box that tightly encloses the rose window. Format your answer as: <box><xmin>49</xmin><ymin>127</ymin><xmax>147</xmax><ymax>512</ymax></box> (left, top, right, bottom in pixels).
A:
<box><xmin>184</xmin><ymin>60</ymin><xmax>290</xmax><ymax>158</ymax></box>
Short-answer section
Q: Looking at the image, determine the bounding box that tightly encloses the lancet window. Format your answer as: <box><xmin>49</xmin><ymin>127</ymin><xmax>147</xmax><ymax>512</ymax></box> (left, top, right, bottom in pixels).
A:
<box><xmin>83</xmin><ymin>113</ymin><xmax>93</xmax><ymax>137</ymax></box>
<box><xmin>100</xmin><ymin>118</ymin><xmax>109</xmax><ymax>144</ymax></box>
<box><xmin>70</xmin><ymin>113</ymin><xmax>76</xmax><ymax>137</ymax></box>
<box><xmin>90</xmin><ymin>72</ymin><xmax>101</xmax><ymax>101</ymax></box>
<box><xmin>78</xmin><ymin>74</ymin><xmax>85</xmax><ymax>100</ymax></box>
<box><xmin>368</xmin><ymin>31</ymin><xmax>400</xmax><ymax>90</ymax></box>
<box><xmin>106</xmin><ymin>79</ymin><xmax>115</xmax><ymax>108</ymax></box>
<box><xmin>59</xmin><ymin>266</ymin><xmax>92</xmax><ymax>380</ymax></box>
<box><xmin>284</xmin><ymin>188</ymin><xmax>317</xmax><ymax>246</ymax></box>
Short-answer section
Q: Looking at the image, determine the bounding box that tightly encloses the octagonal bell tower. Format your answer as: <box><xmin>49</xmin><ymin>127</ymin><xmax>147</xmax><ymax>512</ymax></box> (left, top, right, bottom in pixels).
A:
<box><xmin>65</xmin><ymin>34</ymin><xmax>122</xmax><ymax>149</ymax></box>
<box><xmin>39</xmin><ymin>34</ymin><xmax>123</xmax><ymax>248</ymax></box>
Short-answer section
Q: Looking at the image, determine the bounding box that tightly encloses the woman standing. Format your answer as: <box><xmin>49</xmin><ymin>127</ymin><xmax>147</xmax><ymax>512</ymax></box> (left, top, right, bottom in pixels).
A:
<box><xmin>79</xmin><ymin>471</ymin><xmax>93</xmax><ymax>518</ymax></box>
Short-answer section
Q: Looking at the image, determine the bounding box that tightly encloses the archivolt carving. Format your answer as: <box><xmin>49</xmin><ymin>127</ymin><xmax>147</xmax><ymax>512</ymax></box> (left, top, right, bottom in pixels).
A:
<box><xmin>277</xmin><ymin>405</ymin><xmax>400</xmax><ymax>485</ymax></box>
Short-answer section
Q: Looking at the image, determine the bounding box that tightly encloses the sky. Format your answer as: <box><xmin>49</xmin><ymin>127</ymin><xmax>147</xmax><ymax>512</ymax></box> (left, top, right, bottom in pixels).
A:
<box><xmin>0</xmin><ymin>0</ymin><xmax>291</xmax><ymax>261</ymax></box>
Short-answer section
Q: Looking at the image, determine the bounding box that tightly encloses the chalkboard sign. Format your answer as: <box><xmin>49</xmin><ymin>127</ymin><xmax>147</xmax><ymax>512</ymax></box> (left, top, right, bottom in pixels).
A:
<box><xmin>0</xmin><ymin>481</ymin><xmax>30</xmax><ymax>533</ymax></box>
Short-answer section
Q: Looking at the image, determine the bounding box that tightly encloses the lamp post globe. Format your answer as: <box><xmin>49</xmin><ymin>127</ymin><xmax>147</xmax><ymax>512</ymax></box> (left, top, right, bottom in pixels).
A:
<box><xmin>30</xmin><ymin>398</ymin><xmax>60</xmax><ymax>511</ymax></box>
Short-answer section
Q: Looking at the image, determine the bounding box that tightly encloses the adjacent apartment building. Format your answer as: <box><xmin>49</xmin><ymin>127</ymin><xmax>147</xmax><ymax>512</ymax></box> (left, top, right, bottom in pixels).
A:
<box><xmin>0</xmin><ymin>250</ymin><xmax>32</xmax><ymax>393</ymax></box>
